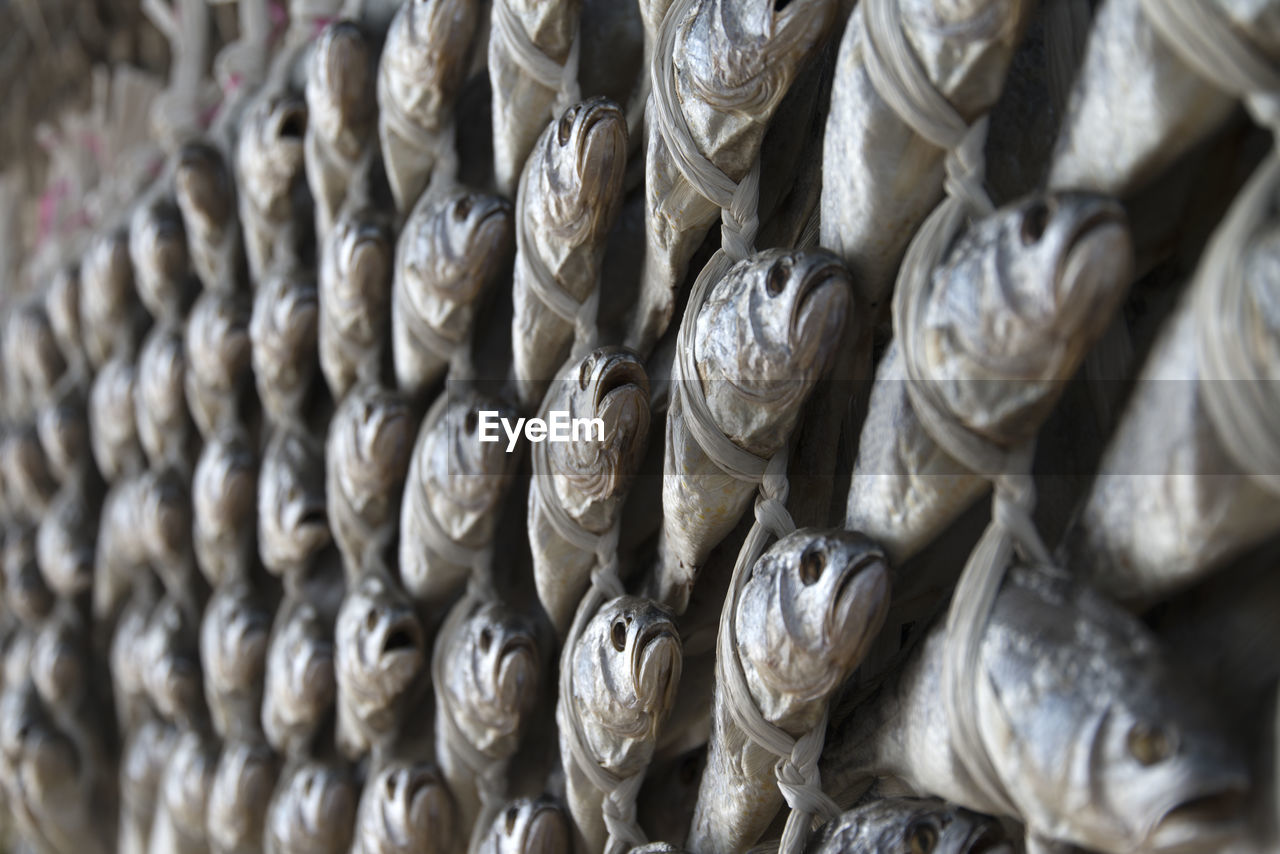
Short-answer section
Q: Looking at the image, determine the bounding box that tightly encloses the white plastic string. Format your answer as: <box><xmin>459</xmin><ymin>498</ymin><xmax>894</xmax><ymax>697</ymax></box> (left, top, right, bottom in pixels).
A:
<box><xmin>144</xmin><ymin>0</ymin><xmax>213</xmax><ymax>151</ymax></box>
<box><xmin>492</xmin><ymin>0</ymin><xmax>582</xmax><ymax>115</ymax></box>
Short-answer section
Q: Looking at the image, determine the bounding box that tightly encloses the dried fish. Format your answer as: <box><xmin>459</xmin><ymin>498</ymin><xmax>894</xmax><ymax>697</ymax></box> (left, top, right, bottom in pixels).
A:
<box><xmin>318</xmin><ymin>209</ymin><xmax>395</xmax><ymax>400</ymax></box>
<box><xmin>129</xmin><ymin>196</ymin><xmax>195</xmax><ymax>325</ymax></box>
<box><xmin>377</xmin><ymin>0</ymin><xmax>478</xmax><ymax>212</ymax></box>
<box><xmin>184</xmin><ymin>288</ymin><xmax>254</xmax><ymax>440</ymax></box>
<box><xmin>45</xmin><ymin>265</ymin><xmax>89</xmax><ymax>379</ymax></box>
<box><xmin>142</xmin><ymin>593</ymin><xmax>206</xmax><ymax>729</ymax></box>
<box><xmin>558</xmin><ymin>595</ymin><xmax>681</xmax><ymax>853</ymax></box>
<box><xmin>236</xmin><ymin>94</ymin><xmax>311</xmax><ymax>282</ymax></box>
<box><xmin>433</xmin><ymin>596</ymin><xmax>540</xmax><ymax>835</ymax></box>
<box><xmin>250</xmin><ymin>267</ymin><xmax>321</xmax><ymax>429</ymax></box>
<box><xmin>846</xmin><ymin>192</ymin><xmax>1132</xmax><ymax>565</ymax></box>
<box><xmin>820</xmin><ymin>564</ymin><xmax>1250</xmax><ymax>854</ymax></box>
<box><xmin>530</xmin><ymin>347</ymin><xmax>650</xmax><ymax>636</ymax></box>
<box><xmin>688</xmin><ymin>530</ymin><xmax>890</xmax><ymax>854</ymax></box>
<box><xmin>629</xmin><ymin>0</ymin><xmax>839</xmax><ymax>354</ymax></box>
<box><xmin>175</xmin><ymin>138</ymin><xmax>247</xmax><ymax>294</ymax></box>
<box><xmin>392</xmin><ymin>186</ymin><xmax>513</xmax><ymax>397</ymax></box>
<box><xmin>80</xmin><ymin>228</ymin><xmax>147</xmax><ymax>371</ymax></box>
<box><xmin>137</xmin><ymin>467</ymin><xmax>201</xmax><ymax>602</ymax></box>
<box><xmin>153</xmin><ymin>728</ymin><xmax>218</xmax><ymax>854</ymax></box>
<box><xmin>0</xmin><ymin>424</ymin><xmax>59</xmax><ymax>522</ymax></box>
<box><xmin>3</xmin><ymin>526</ymin><xmax>54</xmax><ymax>626</ymax></box>
<box><xmin>36</xmin><ymin>385</ymin><xmax>92</xmax><ymax>485</ymax></box>
<box><xmin>352</xmin><ymin>760</ymin><xmax>457</xmax><ymax>854</ymax></box>
<box><xmin>120</xmin><ymin>719</ymin><xmax>174</xmax><ymax>854</ymax></box>
<box><xmin>511</xmin><ymin>97</ymin><xmax>627</xmax><ymax>410</ymax></box>
<box><xmin>656</xmin><ymin>249</ymin><xmax>850</xmax><ymax>613</ymax></box>
<box><xmin>135</xmin><ymin>325</ymin><xmax>197</xmax><ymax>472</ymax></box>
<box><xmin>207</xmin><ymin>740</ymin><xmax>280</xmax><ymax>854</ymax></box>
<box><xmin>807</xmin><ymin>797</ymin><xmax>1010</xmax><ymax>854</ymax></box>
<box><xmin>334</xmin><ymin>569</ymin><xmax>426</xmax><ymax>760</ymax></box>
<box><xmin>264</xmin><ymin>760</ymin><xmax>358</xmax><ymax>854</ymax></box>
<box><xmin>5</xmin><ymin>303</ymin><xmax>67</xmax><ymax>415</ymax></box>
<box><xmin>30</xmin><ymin>606</ymin><xmax>93</xmax><ymax>716</ymax></box>
<box><xmin>95</xmin><ymin>477</ymin><xmax>150</xmax><ymax>629</ymax></box>
<box><xmin>111</xmin><ymin>582</ymin><xmax>160</xmax><ymax>735</ymax></box>
<box><xmin>89</xmin><ymin>356</ymin><xmax>147</xmax><ymax>481</ymax></box>
<box><xmin>473</xmin><ymin>796</ymin><xmax>572</xmax><ymax>854</ymax></box>
<box><xmin>35</xmin><ymin>485</ymin><xmax>98</xmax><ymax>598</ymax></box>
<box><xmin>263</xmin><ymin>595</ymin><xmax>337</xmax><ymax>758</ymax></box>
<box><xmin>398</xmin><ymin>389</ymin><xmax>518</xmax><ymax>610</ymax></box>
<box><xmin>259</xmin><ymin>427</ymin><xmax>331</xmax><ymax>580</ymax></box>
<box><xmin>193</xmin><ymin>433</ymin><xmax>258</xmax><ymax>586</ymax></box>
<box><xmin>200</xmin><ymin>580</ymin><xmax>272</xmax><ymax>741</ymax></box>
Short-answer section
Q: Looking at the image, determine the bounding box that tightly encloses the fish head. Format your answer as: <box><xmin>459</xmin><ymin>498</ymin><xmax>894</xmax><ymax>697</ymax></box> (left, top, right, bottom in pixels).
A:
<box><xmin>259</xmin><ymin>430</ymin><xmax>329</xmax><ymax>575</ymax></box>
<box><xmin>144</xmin><ymin>594</ymin><xmax>205</xmax><ymax>725</ymax></box>
<box><xmin>447</xmin><ymin>600</ymin><xmax>539</xmax><ymax>754</ymax></box>
<box><xmin>926</xmin><ymin>192</ymin><xmax>1131</xmax><ymax>443</ymax></box>
<box><xmin>200</xmin><ymin>582</ymin><xmax>271</xmax><ymax>738</ymax></box>
<box><xmin>79</xmin><ymin>229</ymin><xmax>137</xmax><ymax>366</ymax></box>
<box><xmin>384</xmin><ymin>0</ymin><xmax>477</xmax><ymax>124</ymax></box>
<box><xmin>336</xmin><ymin>572</ymin><xmax>425</xmax><ymax>708</ymax></box>
<box><xmin>427</xmin><ymin>391</ymin><xmax>517</xmax><ymax>532</ymax></box>
<box><xmin>161</xmin><ymin>730</ymin><xmax>217</xmax><ymax>837</ymax></box>
<box><xmin>7</xmin><ymin>303</ymin><xmax>66</xmax><ymax>409</ymax></box>
<box><xmin>817</xmin><ymin>798</ymin><xmax>1011</xmax><ymax>853</ymax></box>
<box><xmin>480</xmin><ymin>797</ymin><xmax>571</xmax><ymax>854</ymax></box>
<box><xmin>175</xmin><ymin>140</ymin><xmax>236</xmax><ymax>240</ymax></box>
<box><xmin>207</xmin><ymin>740</ymin><xmax>278</xmax><ymax>850</ymax></box>
<box><xmin>135</xmin><ymin>326</ymin><xmax>190</xmax><ymax>467</ymax></box>
<box><xmin>186</xmin><ymin>289</ymin><xmax>252</xmax><ymax>397</ymax></box>
<box><xmin>328</xmin><ymin>386</ymin><xmax>412</xmax><ymax>553</ymax></box>
<box><xmin>266</xmin><ymin>599</ymin><xmax>336</xmax><ymax>738</ymax></box>
<box><xmin>536</xmin><ymin>97</ymin><xmax>628</xmax><ymax>246</ymax></box>
<box><xmin>237</xmin><ymin>94</ymin><xmax>307</xmax><ymax>213</ymax></box>
<box><xmin>129</xmin><ymin>198</ymin><xmax>191</xmax><ymax>321</ymax></box>
<box><xmin>268</xmin><ymin>762</ymin><xmax>357</xmax><ymax>853</ymax></box>
<box><xmin>251</xmin><ymin>270</ymin><xmax>319</xmax><ymax>419</ymax></box>
<box><xmin>121</xmin><ymin>719</ymin><xmax>171</xmax><ymax>810</ymax></box>
<box><xmin>31</xmin><ymin>609</ymin><xmax>89</xmax><ymax>712</ymax></box>
<box><xmin>325</xmin><ymin>211</ymin><xmax>393</xmax><ymax>334</ymax></box>
<box><xmin>697</xmin><ymin>250</ymin><xmax>850</xmax><ymax>449</ymax></box>
<box><xmin>36</xmin><ymin>389</ymin><xmax>90</xmax><ymax>485</ymax></box>
<box><xmin>308</xmin><ymin>21</ymin><xmax>375</xmax><ymax>150</ymax></box>
<box><xmin>194</xmin><ymin>434</ymin><xmax>258</xmax><ymax>585</ymax></box>
<box><xmin>736</xmin><ymin>529</ymin><xmax>890</xmax><ymax>725</ymax></box>
<box><xmin>357</xmin><ymin>760</ymin><xmax>455</xmax><ymax>852</ymax></box>
<box><xmin>0</xmin><ymin>683</ymin><xmax>82</xmax><ymax>805</ymax></box>
<box><xmin>407</xmin><ymin>187</ymin><xmax>512</xmax><ymax>306</ymax></box>
<box><xmin>45</xmin><ymin>266</ymin><xmax>85</xmax><ymax>371</ymax></box>
<box><xmin>137</xmin><ymin>467</ymin><xmax>193</xmax><ymax>570</ymax></box>
<box><xmin>3</xmin><ymin>528</ymin><xmax>53</xmax><ymax>625</ymax></box>
<box><xmin>88</xmin><ymin>356</ymin><xmax>142</xmax><ymax>480</ymax></box>
<box><xmin>574</xmin><ymin>596</ymin><xmax>681</xmax><ymax>759</ymax></box>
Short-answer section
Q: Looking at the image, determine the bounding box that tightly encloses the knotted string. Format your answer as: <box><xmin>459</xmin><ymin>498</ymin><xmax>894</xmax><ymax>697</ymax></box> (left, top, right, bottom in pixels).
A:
<box><xmin>492</xmin><ymin>0</ymin><xmax>582</xmax><ymax>115</ymax></box>
<box><xmin>144</xmin><ymin>0</ymin><xmax>213</xmax><ymax>151</ymax></box>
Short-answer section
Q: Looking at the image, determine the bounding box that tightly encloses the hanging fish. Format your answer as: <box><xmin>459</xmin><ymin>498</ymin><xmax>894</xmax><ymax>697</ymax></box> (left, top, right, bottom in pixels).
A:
<box><xmin>1</xmin><ymin>425</ymin><xmax>59</xmax><ymax>522</ymax></box>
<box><xmin>236</xmin><ymin>94</ymin><xmax>311</xmax><ymax>283</ymax></box>
<box><xmin>152</xmin><ymin>728</ymin><xmax>218</xmax><ymax>854</ymax></box>
<box><xmin>472</xmin><ymin>796</ymin><xmax>573</xmax><ymax>854</ymax></box>
<box><xmin>45</xmin><ymin>265</ymin><xmax>89</xmax><ymax>379</ymax></box>
<box><xmin>110</xmin><ymin>581</ymin><xmax>160</xmax><ymax>735</ymax></box>
<box><xmin>184</xmin><ymin>288</ymin><xmax>254</xmax><ymax>440</ymax></box>
<box><xmin>317</xmin><ymin>208</ymin><xmax>395</xmax><ymax>401</ymax></box>
<box><xmin>175</xmin><ymin>138</ymin><xmax>247</xmax><ymax>294</ymax></box>
<box><xmin>250</xmin><ymin>268</ymin><xmax>321</xmax><ymax>429</ymax></box>
<box><xmin>129</xmin><ymin>196</ymin><xmax>196</xmax><ymax>325</ymax></box>
<box><xmin>135</xmin><ymin>325</ymin><xmax>197</xmax><ymax>473</ymax></box>
<box><xmin>207</xmin><ymin>739</ymin><xmax>280</xmax><ymax>854</ymax></box>
<box><xmin>258</xmin><ymin>427</ymin><xmax>331</xmax><ymax>581</ymax></box>
<box><xmin>200</xmin><ymin>580</ymin><xmax>272</xmax><ymax>742</ymax></box>
<box><xmin>656</xmin><ymin>249</ymin><xmax>850</xmax><ymax>613</ymax></box>
<box><xmin>3</xmin><ymin>525</ymin><xmax>54</xmax><ymax>626</ymax></box>
<box><xmin>263</xmin><ymin>595</ymin><xmax>337</xmax><ymax>759</ymax></box>
<box><xmin>120</xmin><ymin>718</ymin><xmax>175</xmax><ymax>854</ymax></box>
<box><xmin>264</xmin><ymin>760</ymin><xmax>358</xmax><ymax>854</ymax></box>
<box><xmin>142</xmin><ymin>593</ymin><xmax>207</xmax><ymax>730</ymax></box>
<box><xmin>392</xmin><ymin>186</ymin><xmax>513</xmax><ymax>397</ymax></box>
<box><xmin>510</xmin><ymin>97</ymin><xmax>628</xmax><ymax>410</ymax></box>
<box><xmin>351</xmin><ymin>760</ymin><xmax>458</xmax><ymax>854</ymax></box>
<box><xmin>5</xmin><ymin>303</ymin><xmax>67</xmax><ymax>415</ymax></box>
<box><xmin>193</xmin><ymin>433</ymin><xmax>258</xmax><ymax>587</ymax></box>
<box><xmin>95</xmin><ymin>476</ymin><xmax>151</xmax><ymax>629</ymax></box>
<box><xmin>80</xmin><ymin>228</ymin><xmax>147</xmax><ymax>371</ymax></box>
<box><xmin>35</xmin><ymin>485</ymin><xmax>98</xmax><ymax>598</ymax></box>
<box><xmin>807</xmin><ymin>798</ymin><xmax>1011</xmax><ymax>854</ymax></box>
<box><xmin>36</xmin><ymin>384</ymin><xmax>92</xmax><ymax>486</ymax></box>
<box><xmin>137</xmin><ymin>467</ymin><xmax>201</xmax><ymax>603</ymax></box>
<box><xmin>89</xmin><ymin>356</ymin><xmax>147</xmax><ymax>482</ymax></box>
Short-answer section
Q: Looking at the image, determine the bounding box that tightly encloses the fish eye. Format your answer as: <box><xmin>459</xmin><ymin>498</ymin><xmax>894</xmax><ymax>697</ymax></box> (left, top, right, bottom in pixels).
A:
<box><xmin>578</xmin><ymin>359</ymin><xmax>593</xmax><ymax>390</ymax></box>
<box><xmin>907</xmin><ymin>821</ymin><xmax>938</xmax><ymax>853</ymax></box>
<box><xmin>479</xmin><ymin>627</ymin><xmax>493</xmax><ymax>653</ymax></box>
<box><xmin>557</xmin><ymin>111</ymin><xmax>575</xmax><ymax>146</ymax></box>
<box><xmin>505</xmin><ymin>806</ymin><xmax>519</xmax><ymax>834</ymax></box>
<box><xmin>453</xmin><ymin>195</ymin><xmax>473</xmax><ymax>219</ymax></box>
<box><xmin>1128</xmin><ymin>721</ymin><xmax>1175</xmax><ymax>766</ymax></box>
<box><xmin>799</xmin><ymin>545</ymin><xmax>824</xmax><ymax>585</ymax></box>
<box><xmin>610</xmin><ymin>618</ymin><xmax>627</xmax><ymax>652</ymax></box>
<box><xmin>765</xmin><ymin>263</ymin><xmax>788</xmax><ymax>297</ymax></box>
<box><xmin>1020</xmin><ymin>200</ymin><xmax>1050</xmax><ymax>245</ymax></box>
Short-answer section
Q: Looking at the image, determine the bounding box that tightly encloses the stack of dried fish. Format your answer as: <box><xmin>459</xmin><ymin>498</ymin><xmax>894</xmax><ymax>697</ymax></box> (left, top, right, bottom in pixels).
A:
<box><xmin>0</xmin><ymin>0</ymin><xmax>1277</xmax><ymax>853</ymax></box>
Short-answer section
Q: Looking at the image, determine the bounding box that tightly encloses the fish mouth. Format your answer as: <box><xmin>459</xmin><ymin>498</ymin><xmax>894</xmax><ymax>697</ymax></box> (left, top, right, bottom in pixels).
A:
<box><xmin>269</xmin><ymin>97</ymin><xmax>307</xmax><ymax>145</ymax></box>
<box><xmin>574</xmin><ymin>98</ymin><xmax>627</xmax><ymax>189</ymax></box>
<box><xmin>372</xmin><ymin>611</ymin><xmax>424</xmax><ymax>686</ymax></box>
<box><xmin>1147</xmin><ymin>784</ymin><xmax>1250</xmax><ymax>852</ymax></box>
<box><xmin>1055</xmin><ymin>200</ymin><xmax>1130</xmax><ymax>312</ymax></box>
<box><xmin>631</xmin><ymin>622</ymin><xmax>682</xmax><ymax>714</ymax></box>
<box><xmin>827</xmin><ymin>549</ymin><xmax>891</xmax><ymax>654</ymax></box>
<box><xmin>791</xmin><ymin>259</ymin><xmax>850</xmax><ymax>337</ymax></box>
<box><xmin>495</xmin><ymin>636</ymin><xmax>538</xmax><ymax>715</ymax></box>
<box><xmin>524</xmin><ymin>803</ymin><xmax>570</xmax><ymax>853</ymax></box>
<box><xmin>588</xmin><ymin>351</ymin><xmax>649</xmax><ymax>411</ymax></box>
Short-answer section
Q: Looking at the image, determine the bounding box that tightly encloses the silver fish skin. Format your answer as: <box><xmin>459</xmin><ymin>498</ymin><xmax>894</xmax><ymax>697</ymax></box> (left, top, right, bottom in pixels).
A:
<box><xmin>175</xmin><ymin>138</ymin><xmax>247</xmax><ymax>294</ymax></box>
<box><xmin>489</xmin><ymin>0</ymin><xmax>583</xmax><ymax>197</ymax></box>
<box><xmin>352</xmin><ymin>760</ymin><xmax>457</xmax><ymax>854</ymax></box>
<box><xmin>262</xmin><ymin>595</ymin><xmax>336</xmax><ymax>758</ymax></box>
<box><xmin>79</xmin><ymin>228</ymin><xmax>146</xmax><ymax>371</ymax></box>
<box><xmin>110</xmin><ymin>582</ymin><xmax>159</xmax><ymax>735</ymax></box>
<box><xmin>120</xmin><ymin>718</ymin><xmax>175</xmax><ymax>854</ymax></box>
<box><xmin>184</xmin><ymin>288</ymin><xmax>254</xmax><ymax>440</ymax></box>
<box><xmin>820</xmin><ymin>564</ymin><xmax>1251</xmax><ymax>854</ymax></box>
<box><xmin>206</xmin><ymin>739</ymin><xmax>280</xmax><ymax>854</ymax></box>
<box><xmin>628</xmin><ymin>0</ymin><xmax>839</xmax><ymax>355</ymax></box>
<box><xmin>531</xmin><ymin>347</ymin><xmax>650</xmax><ymax>636</ymax></box>
<box><xmin>3</xmin><ymin>526</ymin><xmax>54</xmax><ymax>626</ymax></box>
<box><xmin>45</xmin><ymin>265</ymin><xmax>89</xmax><ymax>378</ymax></box>
<box><xmin>377</xmin><ymin>0</ymin><xmax>479</xmax><ymax>213</ymax></box>
<box><xmin>264</xmin><ymin>760</ymin><xmax>358</xmax><ymax>854</ymax></box>
<box><xmin>434</xmin><ymin>597</ymin><xmax>540</xmax><ymax>834</ymax></box>
<box><xmin>305</xmin><ymin>21</ymin><xmax>376</xmax><ymax>242</ymax></box>
<box><xmin>819</xmin><ymin>0</ymin><xmax>1033</xmax><ymax>309</ymax></box>
<box><xmin>135</xmin><ymin>325</ymin><xmax>197</xmax><ymax>473</ymax></box>
<box><xmin>656</xmin><ymin>249</ymin><xmax>850</xmax><ymax>613</ymax></box>
<box><xmin>4</xmin><ymin>303</ymin><xmax>66</xmax><ymax>416</ymax></box>
<box><xmin>628</xmin><ymin>846</ymin><xmax>684</xmax><ymax>854</ymax></box>
<box><xmin>259</xmin><ymin>427</ymin><xmax>331</xmax><ymax>581</ymax></box>
<box><xmin>511</xmin><ymin>97</ymin><xmax>628</xmax><ymax>410</ymax></box>
<box><xmin>200</xmin><ymin>581</ymin><xmax>272</xmax><ymax>742</ymax></box>
<box><xmin>318</xmin><ymin>209</ymin><xmax>395</xmax><ymax>400</ymax></box>
<box><xmin>326</xmin><ymin>385</ymin><xmax>414</xmax><ymax>577</ymax></box>
<box><xmin>35</xmin><ymin>485</ymin><xmax>97</xmax><ymax>598</ymax></box>
<box><xmin>392</xmin><ymin>186</ymin><xmax>513</xmax><ymax>397</ymax></box>
<box><xmin>806</xmin><ymin>798</ymin><xmax>1010</xmax><ymax>854</ymax></box>
<box><xmin>846</xmin><ymin>192</ymin><xmax>1132</xmax><ymax>566</ymax></box>
<box><xmin>398</xmin><ymin>389</ymin><xmax>518</xmax><ymax>609</ymax></box>
<box><xmin>558</xmin><ymin>595</ymin><xmax>682</xmax><ymax>853</ymax></box>
<box><xmin>334</xmin><ymin>570</ymin><xmax>426</xmax><ymax>760</ymax></box>
<box><xmin>473</xmin><ymin>796</ymin><xmax>573</xmax><ymax>854</ymax></box>
<box><xmin>129</xmin><ymin>196</ymin><xmax>195</xmax><ymax>325</ymax></box>
<box><xmin>250</xmin><ymin>268</ymin><xmax>320</xmax><ymax>428</ymax></box>
<box><xmin>688</xmin><ymin>530</ymin><xmax>891</xmax><ymax>854</ymax></box>
<box><xmin>235</xmin><ymin>94</ymin><xmax>310</xmax><ymax>283</ymax></box>
<box><xmin>143</xmin><ymin>593</ymin><xmax>207</xmax><ymax>729</ymax></box>
<box><xmin>89</xmin><ymin>356</ymin><xmax>146</xmax><ymax>481</ymax></box>
<box><xmin>152</xmin><ymin>728</ymin><xmax>218</xmax><ymax>854</ymax></box>
<box><xmin>1049</xmin><ymin>0</ymin><xmax>1280</xmax><ymax>197</ymax></box>
<box><xmin>193</xmin><ymin>433</ymin><xmax>258</xmax><ymax>587</ymax></box>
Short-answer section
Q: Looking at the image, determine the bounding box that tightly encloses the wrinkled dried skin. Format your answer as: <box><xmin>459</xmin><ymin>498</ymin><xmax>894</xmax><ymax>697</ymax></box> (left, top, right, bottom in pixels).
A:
<box><xmin>392</xmin><ymin>186</ymin><xmax>513</xmax><ymax>397</ymax></box>
<box><xmin>531</xmin><ymin>348</ymin><xmax>650</xmax><ymax>636</ymax></box>
<box><xmin>335</xmin><ymin>571</ymin><xmax>425</xmax><ymax>760</ymax></box>
<box><xmin>80</xmin><ymin>229</ymin><xmax>146</xmax><ymax>370</ymax></box>
<box><xmin>184</xmin><ymin>289</ymin><xmax>253</xmax><ymax>439</ymax></box>
<box><xmin>819</xmin><ymin>0</ymin><xmax>1032</xmax><ymax>308</ymax></box>
<box><xmin>265</xmin><ymin>761</ymin><xmax>357</xmax><ymax>854</ymax></box>
<box><xmin>129</xmin><ymin>197</ymin><xmax>194</xmax><ymax>324</ymax></box>
<box><xmin>1048</xmin><ymin>0</ymin><xmax>1280</xmax><ymax>196</ymax></box>
<box><xmin>845</xmin><ymin>192</ymin><xmax>1132</xmax><ymax>565</ymax></box>
<box><xmin>629</xmin><ymin>0</ymin><xmax>839</xmax><ymax>354</ymax></box>
<box><xmin>399</xmin><ymin>390</ymin><xmax>517</xmax><ymax>608</ymax></box>
<box><xmin>511</xmin><ymin>97</ymin><xmax>628</xmax><ymax>410</ymax></box>
<box><xmin>472</xmin><ymin>796</ymin><xmax>572</xmax><ymax>854</ymax></box>
<box><xmin>489</xmin><ymin>0</ymin><xmax>582</xmax><ymax>196</ymax></box>
<box><xmin>35</xmin><ymin>485</ymin><xmax>97</xmax><ymax>598</ymax></box>
<box><xmin>435</xmin><ymin>597</ymin><xmax>539</xmax><ymax>833</ymax></box>
<box><xmin>193</xmin><ymin>434</ymin><xmax>258</xmax><ymax>587</ymax></box>
<box><xmin>352</xmin><ymin>760</ymin><xmax>457</xmax><ymax>854</ymax></box>
<box><xmin>558</xmin><ymin>596</ymin><xmax>681</xmax><ymax>853</ymax></box>
<box><xmin>657</xmin><ymin>249</ymin><xmax>849</xmax><ymax>613</ymax></box>
<box><xmin>200</xmin><ymin>581</ymin><xmax>271</xmax><ymax>741</ymax></box>
<box><xmin>251</xmin><ymin>269</ymin><xmax>320</xmax><ymax>427</ymax></box>
<box><xmin>318</xmin><ymin>211</ymin><xmax>394</xmax><ymax>400</ymax></box>
<box><xmin>176</xmin><ymin>139</ymin><xmax>246</xmax><ymax>294</ymax></box>
<box><xmin>378</xmin><ymin>0</ymin><xmax>479</xmax><ymax>212</ymax></box>
<box><xmin>120</xmin><ymin>719</ymin><xmax>174</xmax><ymax>854</ymax></box>
<box><xmin>259</xmin><ymin>427</ymin><xmax>330</xmax><ymax>579</ymax></box>
<box><xmin>236</xmin><ymin>94</ymin><xmax>310</xmax><ymax>281</ymax></box>
<box><xmin>135</xmin><ymin>326</ymin><xmax>196</xmax><ymax>472</ymax></box>
<box><xmin>688</xmin><ymin>530</ymin><xmax>889</xmax><ymax>854</ymax></box>
<box><xmin>819</xmin><ymin>565</ymin><xmax>1251</xmax><ymax>854</ymax></box>
<box><xmin>206</xmin><ymin>740</ymin><xmax>279</xmax><ymax>854</ymax></box>
<box><xmin>263</xmin><ymin>595</ymin><xmax>336</xmax><ymax>758</ymax></box>
<box><xmin>152</xmin><ymin>729</ymin><xmax>217</xmax><ymax>854</ymax></box>
<box><xmin>808</xmin><ymin>798</ymin><xmax>1009</xmax><ymax>853</ymax></box>
<box><xmin>89</xmin><ymin>357</ymin><xmax>146</xmax><ymax>481</ymax></box>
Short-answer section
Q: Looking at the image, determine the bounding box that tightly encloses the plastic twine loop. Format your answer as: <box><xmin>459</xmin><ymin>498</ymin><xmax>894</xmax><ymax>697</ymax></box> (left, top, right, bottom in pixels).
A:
<box><xmin>492</xmin><ymin>0</ymin><xmax>582</xmax><ymax>114</ymax></box>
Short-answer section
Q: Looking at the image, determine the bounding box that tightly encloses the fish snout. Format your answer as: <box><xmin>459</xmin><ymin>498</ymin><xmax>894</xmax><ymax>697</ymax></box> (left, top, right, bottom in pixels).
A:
<box><xmin>1148</xmin><ymin>778</ymin><xmax>1251</xmax><ymax>852</ymax></box>
<box><xmin>826</xmin><ymin>545</ymin><xmax>891</xmax><ymax>660</ymax></box>
<box><xmin>1054</xmin><ymin>196</ymin><xmax>1132</xmax><ymax>330</ymax></box>
<box><xmin>632</xmin><ymin>623</ymin><xmax>682</xmax><ymax>715</ymax></box>
<box><xmin>788</xmin><ymin>253</ymin><xmax>851</xmax><ymax>342</ymax></box>
<box><xmin>495</xmin><ymin>634</ymin><xmax>538</xmax><ymax>712</ymax></box>
<box><xmin>571</xmin><ymin>97</ymin><xmax>628</xmax><ymax>193</ymax></box>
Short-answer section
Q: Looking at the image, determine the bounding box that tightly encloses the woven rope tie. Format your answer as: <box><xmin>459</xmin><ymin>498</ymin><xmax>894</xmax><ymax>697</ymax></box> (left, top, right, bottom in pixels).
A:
<box><xmin>492</xmin><ymin>0</ymin><xmax>581</xmax><ymax>114</ymax></box>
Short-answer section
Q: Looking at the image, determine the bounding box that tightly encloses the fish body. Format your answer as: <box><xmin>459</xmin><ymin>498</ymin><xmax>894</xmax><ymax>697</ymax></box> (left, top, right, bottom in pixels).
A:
<box><xmin>434</xmin><ymin>597</ymin><xmax>540</xmax><ymax>834</ymax></box>
<box><xmin>193</xmin><ymin>433</ymin><xmax>258</xmax><ymax>587</ymax></box>
<box><xmin>184</xmin><ymin>288</ymin><xmax>254</xmax><ymax>440</ymax></box>
<box><xmin>820</xmin><ymin>563</ymin><xmax>1251</xmax><ymax>854</ymax></box>
<box><xmin>392</xmin><ymin>186</ymin><xmax>513</xmax><ymax>397</ymax></box>
<box><xmin>200</xmin><ymin>581</ymin><xmax>272</xmax><ymax>742</ymax></box>
<box><xmin>657</xmin><ymin>249</ymin><xmax>850</xmax><ymax>612</ymax></box>
<box><xmin>206</xmin><ymin>739</ymin><xmax>280</xmax><ymax>854</ymax></box>
<box><xmin>806</xmin><ymin>798</ymin><xmax>1010</xmax><ymax>854</ymax></box>
<box><xmin>398</xmin><ymin>389</ymin><xmax>518</xmax><ymax>609</ymax></box>
<box><xmin>250</xmin><ymin>268</ymin><xmax>320</xmax><ymax>429</ymax></box>
<box><xmin>688</xmin><ymin>530</ymin><xmax>890</xmax><ymax>854</ymax></box>
<box><xmin>334</xmin><ymin>570</ymin><xmax>426</xmax><ymax>760</ymax></box>
<box><xmin>89</xmin><ymin>356</ymin><xmax>146</xmax><ymax>481</ymax></box>
<box><xmin>135</xmin><ymin>325</ymin><xmax>196</xmax><ymax>472</ymax></box>
<box><xmin>352</xmin><ymin>760</ymin><xmax>457</xmax><ymax>854</ymax></box>
<box><xmin>472</xmin><ymin>796</ymin><xmax>572</xmax><ymax>854</ymax></box>
<box><xmin>317</xmin><ymin>209</ymin><xmax>395</xmax><ymax>400</ymax></box>
<box><xmin>80</xmin><ymin>229</ymin><xmax>146</xmax><ymax>371</ymax></box>
<box><xmin>129</xmin><ymin>196</ymin><xmax>195</xmax><ymax>325</ymax></box>
<box><xmin>629</xmin><ymin>0</ymin><xmax>839</xmax><ymax>354</ymax></box>
<box><xmin>511</xmin><ymin>97</ymin><xmax>628</xmax><ymax>410</ymax></box>
<box><xmin>120</xmin><ymin>718</ymin><xmax>175</xmax><ymax>854</ymax></box>
<box><xmin>263</xmin><ymin>595</ymin><xmax>336</xmax><ymax>758</ymax></box>
<box><xmin>846</xmin><ymin>192</ymin><xmax>1132</xmax><ymax>565</ymax></box>
<box><xmin>259</xmin><ymin>427</ymin><xmax>330</xmax><ymax>581</ymax></box>
<box><xmin>264</xmin><ymin>760</ymin><xmax>358</xmax><ymax>854</ymax></box>
<box><xmin>175</xmin><ymin>139</ymin><xmax>247</xmax><ymax>294</ymax></box>
<box><xmin>531</xmin><ymin>347</ymin><xmax>650</xmax><ymax>636</ymax></box>
<box><xmin>235</xmin><ymin>94</ymin><xmax>311</xmax><ymax>282</ymax></box>
<box><xmin>559</xmin><ymin>595</ymin><xmax>682</xmax><ymax>853</ymax></box>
